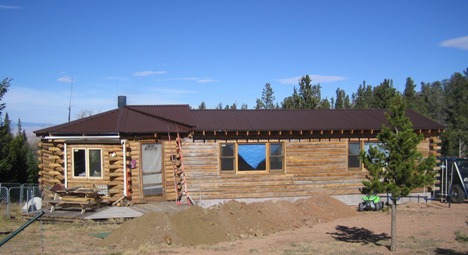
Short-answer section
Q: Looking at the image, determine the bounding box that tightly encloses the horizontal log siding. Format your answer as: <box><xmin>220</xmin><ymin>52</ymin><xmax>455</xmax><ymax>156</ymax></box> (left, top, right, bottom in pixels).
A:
<box><xmin>176</xmin><ymin>139</ymin><xmax>366</xmax><ymax>202</ymax></box>
<box><xmin>285</xmin><ymin>140</ymin><xmax>347</xmax><ymax>174</ymax></box>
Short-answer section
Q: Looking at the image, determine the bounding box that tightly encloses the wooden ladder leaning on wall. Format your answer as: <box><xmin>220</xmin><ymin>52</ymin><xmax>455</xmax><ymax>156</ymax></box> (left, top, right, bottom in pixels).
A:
<box><xmin>169</xmin><ymin>131</ymin><xmax>194</xmax><ymax>206</ymax></box>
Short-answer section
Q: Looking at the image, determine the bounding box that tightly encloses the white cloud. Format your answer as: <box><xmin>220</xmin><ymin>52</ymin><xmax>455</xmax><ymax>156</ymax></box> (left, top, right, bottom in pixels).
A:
<box><xmin>197</xmin><ymin>78</ymin><xmax>218</xmax><ymax>84</ymax></box>
<box><xmin>0</xmin><ymin>4</ymin><xmax>20</xmax><ymax>9</ymax></box>
<box><xmin>278</xmin><ymin>75</ymin><xmax>345</xmax><ymax>85</ymax></box>
<box><xmin>133</xmin><ymin>70</ymin><xmax>167</xmax><ymax>77</ymax></box>
<box><xmin>155</xmin><ymin>77</ymin><xmax>218</xmax><ymax>84</ymax></box>
<box><xmin>440</xmin><ymin>35</ymin><xmax>468</xmax><ymax>50</ymax></box>
<box><xmin>57</xmin><ymin>75</ymin><xmax>73</xmax><ymax>83</ymax></box>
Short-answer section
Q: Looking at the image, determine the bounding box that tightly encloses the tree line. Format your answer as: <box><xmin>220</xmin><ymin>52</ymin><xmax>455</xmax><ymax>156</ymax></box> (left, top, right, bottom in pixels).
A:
<box><xmin>0</xmin><ymin>78</ymin><xmax>39</xmax><ymax>183</ymax></box>
<box><xmin>198</xmin><ymin>69</ymin><xmax>468</xmax><ymax>157</ymax></box>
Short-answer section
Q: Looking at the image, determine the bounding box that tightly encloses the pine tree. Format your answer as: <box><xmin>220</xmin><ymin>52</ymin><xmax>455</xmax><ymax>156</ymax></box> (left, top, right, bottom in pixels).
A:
<box><xmin>319</xmin><ymin>98</ymin><xmax>331</xmax><ymax>109</ymax></box>
<box><xmin>8</xmin><ymin>119</ymin><xmax>29</xmax><ymax>183</ymax></box>
<box><xmin>352</xmin><ymin>81</ymin><xmax>373</xmax><ymax>109</ymax></box>
<box><xmin>0</xmin><ymin>78</ymin><xmax>11</xmax><ymax>116</ymax></box>
<box><xmin>335</xmin><ymin>88</ymin><xmax>345</xmax><ymax>109</ymax></box>
<box><xmin>443</xmin><ymin>72</ymin><xmax>468</xmax><ymax>157</ymax></box>
<box><xmin>360</xmin><ymin>95</ymin><xmax>437</xmax><ymax>251</ymax></box>
<box><xmin>198</xmin><ymin>101</ymin><xmax>207</xmax><ymax>109</ymax></box>
<box><xmin>372</xmin><ymin>79</ymin><xmax>397</xmax><ymax>109</ymax></box>
<box><xmin>0</xmin><ymin>113</ymin><xmax>13</xmax><ymax>182</ymax></box>
<box><xmin>403</xmin><ymin>77</ymin><xmax>417</xmax><ymax>109</ymax></box>
<box><xmin>298</xmin><ymin>75</ymin><xmax>321</xmax><ymax>109</ymax></box>
<box><xmin>257</xmin><ymin>83</ymin><xmax>276</xmax><ymax>109</ymax></box>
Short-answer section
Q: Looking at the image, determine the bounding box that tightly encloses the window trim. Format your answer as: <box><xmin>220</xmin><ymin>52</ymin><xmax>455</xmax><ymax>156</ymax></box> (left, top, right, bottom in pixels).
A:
<box><xmin>72</xmin><ymin>148</ymin><xmax>103</xmax><ymax>179</ymax></box>
<box><xmin>347</xmin><ymin>141</ymin><xmax>361</xmax><ymax>170</ymax></box>
<box><xmin>219</xmin><ymin>142</ymin><xmax>236</xmax><ymax>174</ymax></box>
<box><xmin>219</xmin><ymin>142</ymin><xmax>285</xmax><ymax>174</ymax></box>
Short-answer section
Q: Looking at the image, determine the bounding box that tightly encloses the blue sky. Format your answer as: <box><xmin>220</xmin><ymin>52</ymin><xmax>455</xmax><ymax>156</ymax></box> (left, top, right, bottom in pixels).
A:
<box><xmin>1</xmin><ymin>1</ymin><xmax>467</xmax><ymax>129</ymax></box>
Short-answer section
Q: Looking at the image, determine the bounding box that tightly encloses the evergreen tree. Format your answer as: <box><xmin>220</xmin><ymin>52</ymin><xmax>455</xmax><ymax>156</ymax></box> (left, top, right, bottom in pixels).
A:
<box><xmin>403</xmin><ymin>77</ymin><xmax>417</xmax><ymax>109</ymax></box>
<box><xmin>26</xmin><ymin>139</ymin><xmax>40</xmax><ymax>183</ymax></box>
<box><xmin>372</xmin><ymin>79</ymin><xmax>397</xmax><ymax>109</ymax></box>
<box><xmin>352</xmin><ymin>81</ymin><xmax>373</xmax><ymax>109</ymax></box>
<box><xmin>281</xmin><ymin>87</ymin><xmax>301</xmax><ymax>109</ymax></box>
<box><xmin>419</xmin><ymin>81</ymin><xmax>445</xmax><ymax>123</ymax></box>
<box><xmin>319</xmin><ymin>98</ymin><xmax>331</xmax><ymax>109</ymax></box>
<box><xmin>298</xmin><ymin>75</ymin><xmax>321</xmax><ymax>109</ymax></box>
<box><xmin>360</xmin><ymin>95</ymin><xmax>436</xmax><ymax>251</ymax></box>
<box><xmin>215</xmin><ymin>103</ymin><xmax>223</xmax><ymax>110</ymax></box>
<box><xmin>344</xmin><ymin>95</ymin><xmax>351</xmax><ymax>109</ymax></box>
<box><xmin>8</xmin><ymin>119</ymin><xmax>29</xmax><ymax>183</ymax></box>
<box><xmin>0</xmin><ymin>113</ymin><xmax>13</xmax><ymax>182</ymax></box>
<box><xmin>443</xmin><ymin>72</ymin><xmax>468</xmax><ymax>157</ymax></box>
<box><xmin>255</xmin><ymin>98</ymin><xmax>264</xmax><ymax>110</ymax></box>
<box><xmin>0</xmin><ymin>78</ymin><xmax>11</xmax><ymax>116</ymax></box>
<box><xmin>241</xmin><ymin>103</ymin><xmax>248</xmax><ymax>110</ymax></box>
<box><xmin>198</xmin><ymin>101</ymin><xmax>207</xmax><ymax>109</ymax></box>
<box><xmin>334</xmin><ymin>88</ymin><xmax>345</xmax><ymax>109</ymax></box>
<box><xmin>257</xmin><ymin>83</ymin><xmax>276</xmax><ymax>109</ymax></box>
<box><xmin>230</xmin><ymin>103</ymin><xmax>237</xmax><ymax>110</ymax></box>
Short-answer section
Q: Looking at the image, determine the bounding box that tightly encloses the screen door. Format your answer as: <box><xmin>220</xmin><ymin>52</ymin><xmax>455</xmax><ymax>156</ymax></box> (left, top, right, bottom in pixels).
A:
<box><xmin>141</xmin><ymin>143</ymin><xmax>163</xmax><ymax>196</ymax></box>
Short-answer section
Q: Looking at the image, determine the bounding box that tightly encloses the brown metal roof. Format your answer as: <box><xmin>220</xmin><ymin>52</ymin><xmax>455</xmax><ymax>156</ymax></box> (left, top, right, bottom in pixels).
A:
<box><xmin>190</xmin><ymin>109</ymin><xmax>445</xmax><ymax>132</ymax></box>
<box><xmin>34</xmin><ymin>105</ymin><xmax>193</xmax><ymax>136</ymax></box>
<box><xmin>34</xmin><ymin>105</ymin><xmax>445</xmax><ymax>137</ymax></box>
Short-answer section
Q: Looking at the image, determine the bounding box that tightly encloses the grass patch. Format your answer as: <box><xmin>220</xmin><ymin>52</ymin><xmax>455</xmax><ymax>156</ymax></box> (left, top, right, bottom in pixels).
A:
<box><xmin>454</xmin><ymin>231</ymin><xmax>468</xmax><ymax>243</ymax></box>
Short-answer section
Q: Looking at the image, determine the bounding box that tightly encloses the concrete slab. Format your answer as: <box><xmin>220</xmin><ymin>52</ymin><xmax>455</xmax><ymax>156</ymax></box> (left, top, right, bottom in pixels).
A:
<box><xmin>84</xmin><ymin>207</ymin><xmax>143</xmax><ymax>220</ymax></box>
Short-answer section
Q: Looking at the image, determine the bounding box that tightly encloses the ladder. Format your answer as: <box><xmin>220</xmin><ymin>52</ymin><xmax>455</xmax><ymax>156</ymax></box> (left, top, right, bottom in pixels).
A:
<box><xmin>168</xmin><ymin>132</ymin><xmax>194</xmax><ymax>205</ymax></box>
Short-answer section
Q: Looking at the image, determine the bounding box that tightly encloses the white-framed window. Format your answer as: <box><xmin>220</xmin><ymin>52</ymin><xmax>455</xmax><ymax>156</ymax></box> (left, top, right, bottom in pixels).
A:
<box><xmin>73</xmin><ymin>148</ymin><xmax>103</xmax><ymax>178</ymax></box>
<box><xmin>219</xmin><ymin>142</ymin><xmax>284</xmax><ymax>174</ymax></box>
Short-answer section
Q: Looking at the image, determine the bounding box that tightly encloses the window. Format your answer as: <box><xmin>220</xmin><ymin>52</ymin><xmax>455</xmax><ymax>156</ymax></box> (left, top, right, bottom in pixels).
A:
<box><xmin>220</xmin><ymin>143</ymin><xmax>235</xmax><ymax>172</ymax></box>
<box><xmin>348</xmin><ymin>142</ymin><xmax>361</xmax><ymax>169</ymax></box>
<box><xmin>364</xmin><ymin>142</ymin><xmax>388</xmax><ymax>164</ymax></box>
<box><xmin>269</xmin><ymin>143</ymin><xmax>284</xmax><ymax>171</ymax></box>
<box><xmin>238</xmin><ymin>144</ymin><xmax>267</xmax><ymax>171</ymax></box>
<box><xmin>219</xmin><ymin>142</ymin><xmax>284</xmax><ymax>173</ymax></box>
<box><xmin>73</xmin><ymin>148</ymin><xmax>102</xmax><ymax>178</ymax></box>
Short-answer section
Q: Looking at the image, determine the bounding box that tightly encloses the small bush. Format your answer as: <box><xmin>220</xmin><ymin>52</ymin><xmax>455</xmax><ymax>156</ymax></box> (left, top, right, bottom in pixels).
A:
<box><xmin>454</xmin><ymin>231</ymin><xmax>468</xmax><ymax>243</ymax></box>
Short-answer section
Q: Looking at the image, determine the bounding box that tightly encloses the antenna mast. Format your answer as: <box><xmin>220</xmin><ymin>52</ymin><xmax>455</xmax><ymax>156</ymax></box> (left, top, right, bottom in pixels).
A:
<box><xmin>68</xmin><ymin>77</ymin><xmax>73</xmax><ymax>122</ymax></box>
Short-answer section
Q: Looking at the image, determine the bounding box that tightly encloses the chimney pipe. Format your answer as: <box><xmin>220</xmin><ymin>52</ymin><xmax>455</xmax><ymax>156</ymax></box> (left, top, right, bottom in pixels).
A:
<box><xmin>118</xmin><ymin>96</ymin><xmax>127</xmax><ymax>108</ymax></box>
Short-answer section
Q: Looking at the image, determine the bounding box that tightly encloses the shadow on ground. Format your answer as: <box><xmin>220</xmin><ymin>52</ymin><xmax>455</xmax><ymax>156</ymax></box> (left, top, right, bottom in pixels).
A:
<box><xmin>434</xmin><ymin>248</ymin><xmax>468</xmax><ymax>255</ymax></box>
<box><xmin>327</xmin><ymin>225</ymin><xmax>390</xmax><ymax>247</ymax></box>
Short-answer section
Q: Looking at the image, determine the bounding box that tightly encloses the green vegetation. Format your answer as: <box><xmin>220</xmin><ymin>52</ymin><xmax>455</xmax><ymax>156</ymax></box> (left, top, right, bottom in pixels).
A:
<box><xmin>359</xmin><ymin>95</ymin><xmax>437</xmax><ymax>252</ymax></box>
<box><xmin>455</xmin><ymin>231</ymin><xmax>468</xmax><ymax>243</ymax></box>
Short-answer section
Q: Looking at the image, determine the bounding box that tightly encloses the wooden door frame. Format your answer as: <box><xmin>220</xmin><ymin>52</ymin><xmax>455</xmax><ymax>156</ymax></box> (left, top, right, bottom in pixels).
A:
<box><xmin>139</xmin><ymin>141</ymin><xmax>165</xmax><ymax>198</ymax></box>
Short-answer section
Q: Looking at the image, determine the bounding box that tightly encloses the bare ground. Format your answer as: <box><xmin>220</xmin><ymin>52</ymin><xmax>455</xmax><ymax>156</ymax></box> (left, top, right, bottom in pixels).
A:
<box><xmin>1</xmin><ymin>195</ymin><xmax>468</xmax><ymax>255</ymax></box>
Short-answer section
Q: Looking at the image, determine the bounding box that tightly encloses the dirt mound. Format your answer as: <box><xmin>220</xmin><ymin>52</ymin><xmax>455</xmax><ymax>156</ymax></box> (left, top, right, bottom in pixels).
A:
<box><xmin>100</xmin><ymin>195</ymin><xmax>357</xmax><ymax>249</ymax></box>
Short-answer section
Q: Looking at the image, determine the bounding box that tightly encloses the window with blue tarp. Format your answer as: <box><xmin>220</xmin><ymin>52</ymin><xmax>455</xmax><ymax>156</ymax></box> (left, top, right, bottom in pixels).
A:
<box><xmin>219</xmin><ymin>142</ymin><xmax>284</xmax><ymax>173</ymax></box>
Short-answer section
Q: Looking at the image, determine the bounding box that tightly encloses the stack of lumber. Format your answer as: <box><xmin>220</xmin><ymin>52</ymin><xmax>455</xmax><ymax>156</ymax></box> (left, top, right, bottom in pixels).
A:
<box><xmin>48</xmin><ymin>184</ymin><xmax>102</xmax><ymax>214</ymax></box>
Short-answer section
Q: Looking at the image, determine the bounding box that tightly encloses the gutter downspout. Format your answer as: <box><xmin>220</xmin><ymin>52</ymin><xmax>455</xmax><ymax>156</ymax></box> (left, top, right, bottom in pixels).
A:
<box><xmin>64</xmin><ymin>143</ymin><xmax>68</xmax><ymax>188</ymax></box>
<box><xmin>122</xmin><ymin>139</ymin><xmax>128</xmax><ymax>197</ymax></box>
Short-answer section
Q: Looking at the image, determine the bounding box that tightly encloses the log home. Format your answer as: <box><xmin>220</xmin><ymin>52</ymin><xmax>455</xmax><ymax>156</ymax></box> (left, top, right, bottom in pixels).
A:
<box><xmin>34</xmin><ymin>96</ymin><xmax>445</xmax><ymax>205</ymax></box>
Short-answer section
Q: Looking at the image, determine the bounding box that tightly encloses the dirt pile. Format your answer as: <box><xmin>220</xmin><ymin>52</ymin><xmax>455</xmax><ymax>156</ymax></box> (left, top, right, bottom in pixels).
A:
<box><xmin>100</xmin><ymin>195</ymin><xmax>357</xmax><ymax>249</ymax></box>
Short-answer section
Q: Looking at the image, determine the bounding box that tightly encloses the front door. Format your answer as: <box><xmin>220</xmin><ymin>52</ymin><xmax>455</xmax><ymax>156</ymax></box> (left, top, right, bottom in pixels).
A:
<box><xmin>141</xmin><ymin>143</ymin><xmax>163</xmax><ymax>196</ymax></box>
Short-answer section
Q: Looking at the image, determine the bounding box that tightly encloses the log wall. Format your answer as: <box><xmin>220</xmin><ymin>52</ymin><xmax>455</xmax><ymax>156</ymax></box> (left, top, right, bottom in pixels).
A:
<box><xmin>38</xmin><ymin>135</ymin><xmax>442</xmax><ymax>203</ymax></box>
<box><xmin>38</xmin><ymin>140</ymin><xmax>135</xmax><ymax>203</ymax></box>
<box><xmin>165</xmin><ymin>137</ymin><xmax>442</xmax><ymax>202</ymax></box>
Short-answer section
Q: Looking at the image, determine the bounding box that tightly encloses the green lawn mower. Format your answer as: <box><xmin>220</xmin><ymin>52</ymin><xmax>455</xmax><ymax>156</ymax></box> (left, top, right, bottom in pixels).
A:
<box><xmin>358</xmin><ymin>194</ymin><xmax>385</xmax><ymax>211</ymax></box>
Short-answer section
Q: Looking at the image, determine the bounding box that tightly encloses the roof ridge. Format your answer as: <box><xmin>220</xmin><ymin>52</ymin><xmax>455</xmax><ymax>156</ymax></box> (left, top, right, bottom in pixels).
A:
<box><xmin>125</xmin><ymin>105</ymin><xmax>194</xmax><ymax>128</ymax></box>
